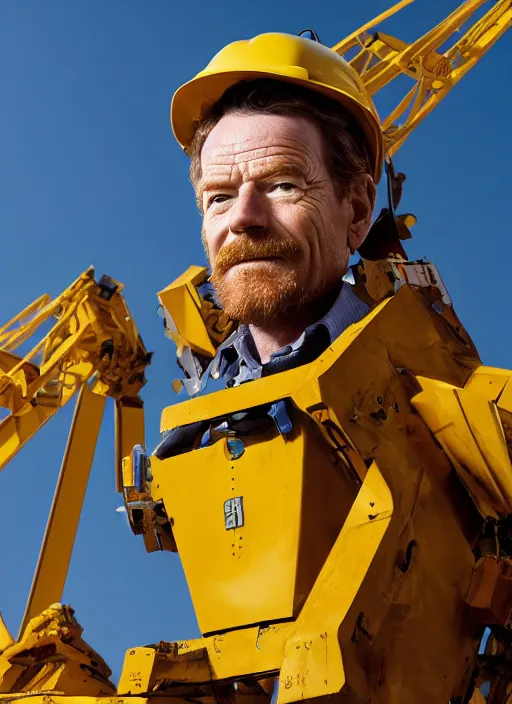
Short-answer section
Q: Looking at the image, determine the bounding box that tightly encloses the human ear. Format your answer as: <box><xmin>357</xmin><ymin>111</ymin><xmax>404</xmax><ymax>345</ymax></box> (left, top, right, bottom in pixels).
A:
<box><xmin>346</xmin><ymin>174</ymin><xmax>376</xmax><ymax>253</ymax></box>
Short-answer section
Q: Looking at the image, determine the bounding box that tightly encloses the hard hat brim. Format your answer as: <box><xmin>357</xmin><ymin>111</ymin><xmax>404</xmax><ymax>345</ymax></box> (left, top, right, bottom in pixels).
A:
<box><xmin>171</xmin><ymin>69</ymin><xmax>383</xmax><ymax>183</ymax></box>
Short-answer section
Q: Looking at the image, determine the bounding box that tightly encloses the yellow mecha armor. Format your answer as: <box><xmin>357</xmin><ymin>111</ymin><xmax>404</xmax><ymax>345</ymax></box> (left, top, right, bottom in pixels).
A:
<box><xmin>2</xmin><ymin>3</ymin><xmax>512</xmax><ymax>703</ymax></box>
<box><xmin>119</xmin><ymin>257</ymin><xmax>512</xmax><ymax>703</ymax></box>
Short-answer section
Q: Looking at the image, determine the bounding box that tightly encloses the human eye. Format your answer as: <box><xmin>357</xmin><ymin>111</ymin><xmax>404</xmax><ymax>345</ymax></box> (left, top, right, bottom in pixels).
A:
<box><xmin>206</xmin><ymin>193</ymin><xmax>232</xmax><ymax>209</ymax></box>
<box><xmin>271</xmin><ymin>182</ymin><xmax>297</xmax><ymax>192</ymax></box>
<box><xmin>267</xmin><ymin>180</ymin><xmax>303</xmax><ymax>199</ymax></box>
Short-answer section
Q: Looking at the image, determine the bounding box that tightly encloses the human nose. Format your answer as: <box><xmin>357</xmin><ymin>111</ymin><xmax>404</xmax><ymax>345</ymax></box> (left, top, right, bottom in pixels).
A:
<box><xmin>229</xmin><ymin>184</ymin><xmax>268</xmax><ymax>235</ymax></box>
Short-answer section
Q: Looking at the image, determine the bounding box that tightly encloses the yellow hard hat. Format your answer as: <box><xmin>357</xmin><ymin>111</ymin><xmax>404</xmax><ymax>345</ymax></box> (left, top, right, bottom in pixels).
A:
<box><xmin>171</xmin><ymin>32</ymin><xmax>384</xmax><ymax>182</ymax></box>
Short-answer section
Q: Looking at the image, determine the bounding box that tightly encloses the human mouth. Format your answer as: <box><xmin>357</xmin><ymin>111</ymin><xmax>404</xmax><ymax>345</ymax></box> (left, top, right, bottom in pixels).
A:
<box><xmin>231</xmin><ymin>256</ymin><xmax>283</xmax><ymax>266</ymax></box>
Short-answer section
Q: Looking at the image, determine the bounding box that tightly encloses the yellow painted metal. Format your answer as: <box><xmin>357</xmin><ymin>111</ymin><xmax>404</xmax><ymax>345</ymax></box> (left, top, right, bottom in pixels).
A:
<box><xmin>115</xmin><ymin>400</ymin><xmax>145</xmax><ymax>493</ymax></box>
<box><xmin>20</xmin><ymin>385</ymin><xmax>107</xmax><ymax>635</ymax></box>
<box><xmin>2</xmin><ymin>3</ymin><xmax>512</xmax><ymax>702</ymax></box>
<box><xmin>0</xmin><ymin>278</ymin><xmax>503</xmax><ymax>700</ymax></box>
<box><xmin>150</xmin><ymin>415</ymin><xmax>358</xmax><ymax>633</ymax></box>
<box><xmin>331</xmin><ymin>0</ymin><xmax>414</xmax><ymax>55</ymax></box>
<box><xmin>120</xmin><ymin>461</ymin><xmax>392</xmax><ymax>698</ymax></box>
<box><xmin>0</xmin><ymin>612</ymin><xmax>13</xmax><ymax>651</ymax></box>
<box><xmin>498</xmin><ymin>379</ymin><xmax>512</xmax><ymax>415</ymax></box>
<box><xmin>139</xmin><ymin>284</ymin><xmax>482</xmax><ymax>702</ymax></box>
<box><xmin>333</xmin><ymin>0</ymin><xmax>512</xmax><ymax>156</ymax></box>
<box><xmin>412</xmin><ymin>376</ymin><xmax>512</xmax><ymax>519</ymax></box>
<box><xmin>277</xmin><ymin>462</ymin><xmax>393</xmax><ymax>704</ymax></box>
<box><xmin>0</xmin><ymin>699</ymin><xmax>152</xmax><ymax>704</ymax></box>
<box><xmin>0</xmin><ymin>604</ymin><xmax>115</xmax><ymax>697</ymax></box>
<box><xmin>0</xmin><ymin>267</ymin><xmax>150</xmax><ymax>652</ymax></box>
<box><xmin>171</xmin><ymin>0</ymin><xmax>511</xmax><ymax>175</ymax></box>
<box><xmin>0</xmin><ymin>268</ymin><xmax>149</xmax><ymax>426</ymax></box>
<box><xmin>118</xmin><ymin>624</ymin><xmax>283</xmax><ymax>693</ymax></box>
<box><xmin>0</xmin><ymin>293</ymin><xmax>50</xmax><ymax>349</ymax></box>
<box><xmin>0</xmin><ymin>266</ymin><xmax>150</xmax><ymax>478</ymax></box>
<box><xmin>158</xmin><ymin>265</ymin><xmax>234</xmax><ymax>358</ymax></box>
<box><xmin>160</xmin><ymin>299</ymin><xmax>390</xmax><ymax>432</ymax></box>
<box><xmin>465</xmin><ymin>366</ymin><xmax>512</xmax><ymax>400</ymax></box>
<box><xmin>119</xmin><ymin>647</ymin><xmax>157</xmax><ymax>695</ymax></box>
<box><xmin>23</xmin><ymin>700</ymin><xmax>158</xmax><ymax>704</ymax></box>
<box><xmin>0</xmin><ymin>403</ymin><xmax>59</xmax><ymax>469</ymax></box>
<box><xmin>158</xmin><ymin>266</ymin><xmax>218</xmax><ymax>358</ymax></box>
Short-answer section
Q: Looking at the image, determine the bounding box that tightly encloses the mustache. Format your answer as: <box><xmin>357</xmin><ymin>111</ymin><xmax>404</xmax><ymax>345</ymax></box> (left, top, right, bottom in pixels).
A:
<box><xmin>213</xmin><ymin>235</ymin><xmax>300</xmax><ymax>276</ymax></box>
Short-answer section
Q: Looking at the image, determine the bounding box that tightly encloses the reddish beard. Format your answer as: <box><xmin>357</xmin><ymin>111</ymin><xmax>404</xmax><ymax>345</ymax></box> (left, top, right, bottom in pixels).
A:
<box><xmin>210</xmin><ymin>235</ymin><xmax>309</xmax><ymax>326</ymax></box>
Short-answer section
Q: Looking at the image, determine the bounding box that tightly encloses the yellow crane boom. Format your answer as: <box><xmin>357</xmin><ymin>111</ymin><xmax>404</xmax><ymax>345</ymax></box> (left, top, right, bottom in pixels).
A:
<box><xmin>0</xmin><ymin>1</ymin><xmax>511</xmax><ymax>703</ymax></box>
<box><xmin>0</xmin><ymin>268</ymin><xmax>150</xmax><ymax>634</ymax></box>
<box><xmin>333</xmin><ymin>0</ymin><xmax>512</xmax><ymax>156</ymax></box>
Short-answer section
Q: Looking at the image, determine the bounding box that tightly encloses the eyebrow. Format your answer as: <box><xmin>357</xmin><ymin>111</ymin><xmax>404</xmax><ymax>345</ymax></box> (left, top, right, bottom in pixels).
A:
<box><xmin>197</xmin><ymin>161</ymin><xmax>306</xmax><ymax>200</ymax></box>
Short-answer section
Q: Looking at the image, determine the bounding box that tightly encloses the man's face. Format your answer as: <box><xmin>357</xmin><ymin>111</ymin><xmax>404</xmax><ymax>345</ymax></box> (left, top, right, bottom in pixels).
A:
<box><xmin>198</xmin><ymin>111</ymin><xmax>371</xmax><ymax>326</ymax></box>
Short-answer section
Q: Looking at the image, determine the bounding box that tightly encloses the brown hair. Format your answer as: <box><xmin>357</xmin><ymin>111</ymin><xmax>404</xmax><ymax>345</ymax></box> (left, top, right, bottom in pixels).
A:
<box><xmin>188</xmin><ymin>78</ymin><xmax>372</xmax><ymax>207</ymax></box>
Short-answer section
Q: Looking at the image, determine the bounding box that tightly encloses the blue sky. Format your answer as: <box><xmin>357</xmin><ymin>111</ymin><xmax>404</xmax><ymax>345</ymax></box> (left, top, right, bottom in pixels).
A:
<box><xmin>0</xmin><ymin>0</ymin><xmax>511</xmax><ymax>682</ymax></box>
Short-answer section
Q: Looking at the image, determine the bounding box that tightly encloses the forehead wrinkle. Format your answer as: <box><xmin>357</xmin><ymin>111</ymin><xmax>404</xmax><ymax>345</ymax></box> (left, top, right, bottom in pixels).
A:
<box><xmin>204</xmin><ymin>124</ymin><xmax>320</xmax><ymax>155</ymax></box>
<box><xmin>199</xmin><ymin>157</ymin><xmax>311</xmax><ymax>196</ymax></box>
<box><xmin>199</xmin><ymin>131</ymin><xmax>325</xmax><ymax>197</ymax></box>
<box><xmin>244</xmin><ymin>157</ymin><xmax>308</xmax><ymax>181</ymax></box>
<box><xmin>197</xmin><ymin>162</ymin><xmax>237</xmax><ymax>200</ymax></box>
<box><xmin>205</xmin><ymin>137</ymin><xmax>317</xmax><ymax>164</ymax></box>
<box><xmin>203</xmin><ymin>147</ymin><xmax>318</xmax><ymax>184</ymax></box>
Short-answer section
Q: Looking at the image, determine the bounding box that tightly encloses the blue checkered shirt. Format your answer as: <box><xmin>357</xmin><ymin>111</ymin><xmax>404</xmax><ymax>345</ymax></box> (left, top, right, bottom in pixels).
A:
<box><xmin>209</xmin><ymin>282</ymin><xmax>370</xmax><ymax>387</ymax></box>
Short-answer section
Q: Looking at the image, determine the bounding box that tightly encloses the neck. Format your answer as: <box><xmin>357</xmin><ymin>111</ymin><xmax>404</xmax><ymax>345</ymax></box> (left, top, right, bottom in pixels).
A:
<box><xmin>248</xmin><ymin>285</ymin><xmax>340</xmax><ymax>364</ymax></box>
<box><xmin>249</xmin><ymin>320</ymin><xmax>308</xmax><ymax>364</ymax></box>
